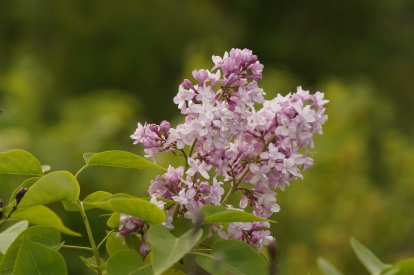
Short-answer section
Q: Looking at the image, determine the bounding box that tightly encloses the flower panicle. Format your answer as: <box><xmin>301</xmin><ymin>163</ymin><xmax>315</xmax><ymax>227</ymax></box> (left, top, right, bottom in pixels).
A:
<box><xmin>127</xmin><ymin>48</ymin><xmax>328</xmax><ymax>253</ymax></box>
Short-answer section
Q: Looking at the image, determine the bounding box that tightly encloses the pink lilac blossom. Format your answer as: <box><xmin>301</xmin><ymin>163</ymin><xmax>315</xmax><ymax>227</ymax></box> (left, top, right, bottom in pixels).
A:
<box><xmin>128</xmin><ymin>48</ymin><xmax>328</xmax><ymax>252</ymax></box>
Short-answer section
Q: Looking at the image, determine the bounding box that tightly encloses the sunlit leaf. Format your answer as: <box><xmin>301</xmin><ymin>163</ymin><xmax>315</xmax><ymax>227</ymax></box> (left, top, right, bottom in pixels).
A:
<box><xmin>0</xmin><ymin>220</ymin><xmax>28</xmax><ymax>254</ymax></box>
<box><xmin>13</xmin><ymin>237</ymin><xmax>67</xmax><ymax>275</ymax></box>
<box><xmin>11</xmin><ymin>205</ymin><xmax>81</xmax><ymax>236</ymax></box>
<box><xmin>148</xmin><ymin>225</ymin><xmax>202</xmax><ymax>275</ymax></box>
<box><xmin>0</xmin><ymin>149</ymin><xmax>44</xmax><ymax>176</ymax></box>
<box><xmin>85</xmin><ymin>150</ymin><xmax>166</xmax><ymax>172</ymax></box>
<box><xmin>83</xmin><ymin>194</ymin><xmax>165</xmax><ymax>225</ymax></box>
<box><xmin>350</xmin><ymin>237</ymin><xmax>392</xmax><ymax>275</ymax></box>
<box><xmin>0</xmin><ymin>226</ymin><xmax>61</xmax><ymax>275</ymax></box>
<box><xmin>200</xmin><ymin>205</ymin><xmax>273</xmax><ymax>223</ymax></box>
<box><xmin>317</xmin><ymin>257</ymin><xmax>344</xmax><ymax>275</ymax></box>
<box><xmin>196</xmin><ymin>240</ymin><xmax>269</xmax><ymax>275</ymax></box>
<box><xmin>107</xmin><ymin>250</ymin><xmax>153</xmax><ymax>275</ymax></box>
<box><xmin>15</xmin><ymin>171</ymin><xmax>80</xmax><ymax>211</ymax></box>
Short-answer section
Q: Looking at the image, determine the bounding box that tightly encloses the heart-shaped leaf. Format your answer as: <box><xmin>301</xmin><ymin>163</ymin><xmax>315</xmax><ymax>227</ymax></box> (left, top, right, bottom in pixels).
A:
<box><xmin>0</xmin><ymin>226</ymin><xmax>61</xmax><ymax>275</ymax></box>
<box><xmin>317</xmin><ymin>257</ymin><xmax>344</xmax><ymax>275</ymax></box>
<box><xmin>350</xmin><ymin>237</ymin><xmax>392</xmax><ymax>275</ymax></box>
<box><xmin>84</xmin><ymin>150</ymin><xmax>166</xmax><ymax>172</ymax></box>
<box><xmin>12</xmin><ymin>171</ymin><xmax>80</xmax><ymax>213</ymax></box>
<box><xmin>148</xmin><ymin>225</ymin><xmax>202</xmax><ymax>275</ymax></box>
<box><xmin>11</xmin><ymin>205</ymin><xmax>81</xmax><ymax>236</ymax></box>
<box><xmin>13</xmin><ymin>237</ymin><xmax>67</xmax><ymax>275</ymax></box>
<box><xmin>196</xmin><ymin>240</ymin><xmax>269</xmax><ymax>275</ymax></box>
<box><xmin>83</xmin><ymin>194</ymin><xmax>166</xmax><ymax>225</ymax></box>
<box><xmin>107</xmin><ymin>250</ymin><xmax>153</xmax><ymax>275</ymax></box>
<box><xmin>0</xmin><ymin>149</ymin><xmax>44</xmax><ymax>176</ymax></box>
<box><xmin>0</xmin><ymin>220</ymin><xmax>28</xmax><ymax>254</ymax></box>
<box><xmin>200</xmin><ymin>205</ymin><xmax>273</xmax><ymax>223</ymax></box>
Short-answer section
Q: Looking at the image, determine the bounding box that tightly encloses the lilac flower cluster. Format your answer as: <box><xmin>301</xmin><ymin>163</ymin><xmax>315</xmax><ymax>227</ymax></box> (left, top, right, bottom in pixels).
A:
<box><xmin>129</xmin><ymin>48</ymin><xmax>328</xmax><ymax>251</ymax></box>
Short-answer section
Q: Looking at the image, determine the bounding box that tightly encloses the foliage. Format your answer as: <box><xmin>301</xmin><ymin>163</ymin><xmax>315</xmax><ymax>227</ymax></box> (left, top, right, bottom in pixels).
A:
<box><xmin>319</xmin><ymin>237</ymin><xmax>414</xmax><ymax>275</ymax></box>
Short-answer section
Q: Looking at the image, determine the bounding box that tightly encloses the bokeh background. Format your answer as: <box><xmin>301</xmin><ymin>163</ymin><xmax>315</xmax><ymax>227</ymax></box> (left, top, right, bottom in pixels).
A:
<box><xmin>1</xmin><ymin>1</ymin><xmax>414</xmax><ymax>274</ymax></box>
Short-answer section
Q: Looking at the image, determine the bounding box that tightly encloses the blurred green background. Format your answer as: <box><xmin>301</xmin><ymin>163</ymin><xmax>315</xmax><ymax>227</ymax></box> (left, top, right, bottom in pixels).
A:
<box><xmin>1</xmin><ymin>1</ymin><xmax>414</xmax><ymax>274</ymax></box>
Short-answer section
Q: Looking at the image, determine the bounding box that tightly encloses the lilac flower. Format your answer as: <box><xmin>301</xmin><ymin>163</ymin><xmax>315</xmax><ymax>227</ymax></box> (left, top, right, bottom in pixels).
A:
<box><xmin>186</xmin><ymin>158</ymin><xmax>210</xmax><ymax>179</ymax></box>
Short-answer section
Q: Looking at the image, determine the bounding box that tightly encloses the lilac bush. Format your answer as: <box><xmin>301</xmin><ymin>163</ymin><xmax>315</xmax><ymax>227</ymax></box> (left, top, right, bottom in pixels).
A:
<box><xmin>0</xmin><ymin>48</ymin><xmax>328</xmax><ymax>275</ymax></box>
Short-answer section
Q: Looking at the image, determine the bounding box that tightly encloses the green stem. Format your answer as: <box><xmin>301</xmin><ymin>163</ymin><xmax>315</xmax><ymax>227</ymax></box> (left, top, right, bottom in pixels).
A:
<box><xmin>76</xmin><ymin>199</ymin><xmax>102</xmax><ymax>275</ymax></box>
<box><xmin>184</xmin><ymin>138</ymin><xmax>198</xmax><ymax>171</ymax></box>
<box><xmin>97</xmin><ymin>229</ymin><xmax>115</xmax><ymax>250</ymax></box>
<box><xmin>187</xmin><ymin>251</ymin><xmax>211</xmax><ymax>257</ymax></box>
<box><xmin>172</xmin><ymin>203</ymin><xmax>180</xmax><ymax>220</ymax></box>
<box><xmin>221</xmin><ymin>134</ymin><xmax>276</xmax><ymax>206</ymax></box>
<box><xmin>61</xmin><ymin>245</ymin><xmax>92</xmax><ymax>251</ymax></box>
<box><xmin>75</xmin><ymin>165</ymin><xmax>87</xmax><ymax>179</ymax></box>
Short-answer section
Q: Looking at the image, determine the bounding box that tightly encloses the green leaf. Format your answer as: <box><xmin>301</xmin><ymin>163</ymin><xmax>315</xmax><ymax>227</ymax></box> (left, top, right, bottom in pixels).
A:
<box><xmin>107</xmin><ymin>212</ymin><xmax>121</xmax><ymax>228</ymax></box>
<box><xmin>392</xmin><ymin>258</ymin><xmax>414</xmax><ymax>275</ymax></box>
<box><xmin>162</xmin><ymin>269</ymin><xmax>186</xmax><ymax>275</ymax></box>
<box><xmin>162</xmin><ymin>269</ymin><xmax>185</xmax><ymax>275</ymax></box>
<box><xmin>0</xmin><ymin>226</ymin><xmax>61</xmax><ymax>275</ymax></box>
<box><xmin>11</xmin><ymin>205</ymin><xmax>81</xmax><ymax>236</ymax></box>
<box><xmin>200</xmin><ymin>205</ymin><xmax>273</xmax><ymax>223</ymax></box>
<box><xmin>170</xmin><ymin>218</ymin><xmax>210</xmax><ymax>245</ymax></box>
<box><xmin>8</xmin><ymin>177</ymin><xmax>40</xmax><ymax>204</ymax></box>
<box><xmin>41</xmin><ymin>165</ymin><xmax>51</xmax><ymax>173</ymax></box>
<box><xmin>107</xmin><ymin>250</ymin><xmax>153</xmax><ymax>275</ymax></box>
<box><xmin>196</xmin><ymin>240</ymin><xmax>269</xmax><ymax>275</ymax></box>
<box><xmin>16</xmin><ymin>171</ymin><xmax>80</xmax><ymax>211</ymax></box>
<box><xmin>83</xmin><ymin>194</ymin><xmax>166</xmax><ymax>225</ymax></box>
<box><xmin>317</xmin><ymin>257</ymin><xmax>344</xmax><ymax>275</ymax></box>
<box><xmin>350</xmin><ymin>237</ymin><xmax>392</xmax><ymax>275</ymax></box>
<box><xmin>0</xmin><ymin>149</ymin><xmax>44</xmax><ymax>176</ymax></box>
<box><xmin>0</xmin><ymin>220</ymin><xmax>28</xmax><ymax>254</ymax></box>
<box><xmin>63</xmin><ymin>191</ymin><xmax>114</xmax><ymax>212</ymax></box>
<box><xmin>148</xmin><ymin>225</ymin><xmax>202</xmax><ymax>275</ymax></box>
<box><xmin>13</xmin><ymin>237</ymin><xmax>67</xmax><ymax>275</ymax></box>
<box><xmin>85</xmin><ymin>150</ymin><xmax>166</xmax><ymax>172</ymax></box>
<box><xmin>106</xmin><ymin>232</ymin><xmax>141</xmax><ymax>256</ymax></box>
<box><xmin>83</xmin><ymin>152</ymin><xmax>96</xmax><ymax>164</ymax></box>
<box><xmin>84</xmin><ymin>191</ymin><xmax>113</xmax><ymax>203</ymax></box>
<box><xmin>382</xmin><ymin>267</ymin><xmax>400</xmax><ymax>275</ymax></box>
<box><xmin>79</xmin><ymin>256</ymin><xmax>107</xmax><ymax>273</ymax></box>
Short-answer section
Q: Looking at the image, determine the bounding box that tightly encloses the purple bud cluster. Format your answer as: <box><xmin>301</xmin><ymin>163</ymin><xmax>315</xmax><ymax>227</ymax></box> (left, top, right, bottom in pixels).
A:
<box><xmin>129</xmin><ymin>48</ymin><xmax>328</xmax><ymax>251</ymax></box>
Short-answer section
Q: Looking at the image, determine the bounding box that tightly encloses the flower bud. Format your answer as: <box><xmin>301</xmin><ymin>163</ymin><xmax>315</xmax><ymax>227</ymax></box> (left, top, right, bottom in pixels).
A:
<box><xmin>149</xmin><ymin>124</ymin><xmax>160</xmax><ymax>137</ymax></box>
<box><xmin>181</xmin><ymin>79</ymin><xmax>193</xmax><ymax>89</ymax></box>
<box><xmin>160</xmin><ymin>120</ymin><xmax>170</xmax><ymax>136</ymax></box>
<box><xmin>132</xmin><ymin>218</ymin><xmax>144</xmax><ymax>227</ymax></box>
<box><xmin>199</xmin><ymin>182</ymin><xmax>211</xmax><ymax>194</ymax></box>
<box><xmin>16</xmin><ymin>187</ymin><xmax>28</xmax><ymax>205</ymax></box>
